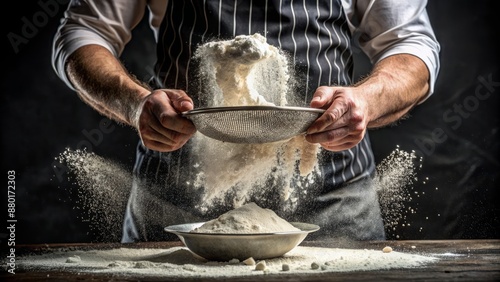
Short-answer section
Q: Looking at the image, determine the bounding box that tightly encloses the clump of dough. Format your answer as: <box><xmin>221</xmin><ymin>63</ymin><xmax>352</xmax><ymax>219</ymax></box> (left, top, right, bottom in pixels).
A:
<box><xmin>65</xmin><ymin>255</ymin><xmax>81</xmax><ymax>263</ymax></box>
<box><xmin>243</xmin><ymin>257</ymin><xmax>256</xmax><ymax>265</ymax></box>
<box><xmin>382</xmin><ymin>246</ymin><xmax>393</xmax><ymax>253</ymax></box>
<box><xmin>191</xmin><ymin>202</ymin><xmax>300</xmax><ymax>234</ymax></box>
<box><xmin>255</xmin><ymin>260</ymin><xmax>267</xmax><ymax>271</ymax></box>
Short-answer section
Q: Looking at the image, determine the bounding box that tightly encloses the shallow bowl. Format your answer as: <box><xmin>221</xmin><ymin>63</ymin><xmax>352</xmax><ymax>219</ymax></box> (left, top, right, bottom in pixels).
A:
<box><xmin>164</xmin><ymin>221</ymin><xmax>320</xmax><ymax>261</ymax></box>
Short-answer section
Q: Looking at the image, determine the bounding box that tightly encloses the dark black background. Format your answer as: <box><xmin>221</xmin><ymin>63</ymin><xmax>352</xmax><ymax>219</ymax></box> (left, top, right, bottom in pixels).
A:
<box><xmin>1</xmin><ymin>0</ymin><xmax>498</xmax><ymax>245</ymax></box>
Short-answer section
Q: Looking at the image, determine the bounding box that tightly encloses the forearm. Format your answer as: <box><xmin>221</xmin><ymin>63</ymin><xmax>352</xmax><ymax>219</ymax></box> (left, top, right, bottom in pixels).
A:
<box><xmin>357</xmin><ymin>54</ymin><xmax>430</xmax><ymax>128</ymax></box>
<box><xmin>66</xmin><ymin>44</ymin><xmax>151</xmax><ymax>126</ymax></box>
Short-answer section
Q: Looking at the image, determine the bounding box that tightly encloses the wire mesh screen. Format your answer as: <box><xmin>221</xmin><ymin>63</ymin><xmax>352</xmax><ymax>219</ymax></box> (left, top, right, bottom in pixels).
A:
<box><xmin>183</xmin><ymin>106</ymin><xmax>325</xmax><ymax>143</ymax></box>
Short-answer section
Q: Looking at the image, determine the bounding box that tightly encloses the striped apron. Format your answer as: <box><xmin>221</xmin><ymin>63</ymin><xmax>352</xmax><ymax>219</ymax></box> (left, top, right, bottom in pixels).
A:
<box><xmin>122</xmin><ymin>0</ymin><xmax>385</xmax><ymax>242</ymax></box>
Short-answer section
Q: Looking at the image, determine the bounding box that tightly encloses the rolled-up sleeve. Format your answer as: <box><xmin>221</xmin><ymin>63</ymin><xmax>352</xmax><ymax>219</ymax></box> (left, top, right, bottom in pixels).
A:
<box><xmin>51</xmin><ymin>0</ymin><xmax>150</xmax><ymax>90</ymax></box>
<box><xmin>343</xmin><ymin>0</ymin><xmax>441</xmax><ymax>100</ymax></box>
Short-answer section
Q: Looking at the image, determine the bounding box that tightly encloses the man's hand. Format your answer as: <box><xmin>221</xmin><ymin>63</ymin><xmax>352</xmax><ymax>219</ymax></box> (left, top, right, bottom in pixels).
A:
<box><xmin>305</xmin><ymin>86</ymin><xmax>369</xmax><ymax>152</ymax></box>
<box><xmin>134</xmin><ymin>89</ymin><xmax>197</xmax><ymax>152</ymax></box>
<box><xmin>66</xmin><ymin>45</ymin><xmax>197</xmax><ymax>152</ymax></box>
<box><xmin>305</xmin><ymin>54</ymin><xmax>430</xmax><ymax>152</ymax></box>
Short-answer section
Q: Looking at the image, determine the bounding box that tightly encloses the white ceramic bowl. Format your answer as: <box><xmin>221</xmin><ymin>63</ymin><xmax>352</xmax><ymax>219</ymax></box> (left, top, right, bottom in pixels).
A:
<box><xmin>165</xmin><ymin>221</ymin><xmax>320</xmax><ymax>261</ymax></box>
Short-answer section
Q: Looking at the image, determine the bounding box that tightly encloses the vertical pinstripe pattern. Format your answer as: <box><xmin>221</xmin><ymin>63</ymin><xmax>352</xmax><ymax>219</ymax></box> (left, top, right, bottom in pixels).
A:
<box><xmin>233</xmin><ymin>1</ymin><xmax>237</xmax><ymax>36</ymax></box>
<box><xmin>152</xmin><ymin>0</ymin><xmax>375</xmax><ymax>195</ymax></box>
<box><xmin>289</xmin><ymin>0</ymin><xmax>298</xmax><ymax>64</ymax></box>
<box><xmin>301</xmin><ymin>0</ymin><xmax>311</xmax><ymax>100</ymax></box>
<box><xmin>248</xmin><ymin>0</ymin><xmax>253</xmax><ymax>34</ymax></box>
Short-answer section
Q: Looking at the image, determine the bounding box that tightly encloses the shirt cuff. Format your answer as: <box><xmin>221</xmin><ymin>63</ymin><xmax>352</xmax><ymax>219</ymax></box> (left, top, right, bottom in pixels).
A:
<box><xmin>52</xmin><ymin>29</ymin><xmax>118</xmax><ymax>92</ymax></box>
<box><xmin>376</xmin><ymin>43</ymin><xmax>440</xmax><ymax>104</ymax></box>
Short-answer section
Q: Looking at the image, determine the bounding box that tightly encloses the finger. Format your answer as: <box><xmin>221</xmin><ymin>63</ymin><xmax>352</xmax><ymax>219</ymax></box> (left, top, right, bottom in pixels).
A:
<box><xmin>306</xmin><ymin>118</ymin><xmax>365</xmax><ymax>144</ymax></box>
<box><xmin>157</xmin><ymin>112</ymin><xmax>196</xmax><ymax>135</ymax></box>
<box><xmin>140</xmin><ymin>122</ymin><xmax>192</xmax><ymax>151</ymax></box>
<box><xmin>148</xmin><ymin>92</ymin><xmax>196</xmax><ymax>135</ymax></box>
<box><xmin>310</xmin><ymin>86</ymin><xmax>332</xmax><ymax>108</ymax></box>
<box><xmin>145</xmin><ymin>115</ymin><xmax>195</xmax><ymax>147</ymax></box>
<box><xmin>320</xmin><ymin>141</ymin><xmax>360</xmax><ymax>152</ymax></box>
<box><xmin>142</xmin><ymin>123</ymin><xmax>178</xmax><ymax>144</ymax></box>
<box><xmin>305</xmin><ymin>126</ymin><xmax>350</xmax><ymax>144</ymax></box>
<box><xmin>166</xmin><ymin>89</ymin><xmax>194</xmax><ymax>112</ymax></box>
<box><xmin>307</xmin><ymin>98</ymin><xmax>349</xmax><ymax>134</ymax></box>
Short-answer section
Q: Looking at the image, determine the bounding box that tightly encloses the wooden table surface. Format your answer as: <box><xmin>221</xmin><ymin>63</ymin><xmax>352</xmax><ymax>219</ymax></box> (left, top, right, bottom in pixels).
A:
<box><xmin>2</xmin><ymin>239</ymin><xmax>499</xmax><ymax>281</ymax></box>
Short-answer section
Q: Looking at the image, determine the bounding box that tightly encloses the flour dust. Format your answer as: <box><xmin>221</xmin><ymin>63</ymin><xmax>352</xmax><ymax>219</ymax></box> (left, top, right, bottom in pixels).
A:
<box><xmin>190</xmin><ymin>33</ymin><xmax>320</xmax><ymax>213</ymax></box>
<box><xmin>55</xmin><ymin>145</ymin><xmax>426</xmax><ymax>241</ymax></box>
<box><xmin>374</xmin><ymin>146</ymin><xmax>422</xmax><ymax>239</ymax></box>
<box><xmin>55</xmin><ymin>148</ymin><xmax>132</xmax><ymax>242</ymax></box>
<box><xmin>193</xmin><ymin>33</ymin><xmax>292</xmax><ymax>107</ymax></box>
<box><xmin>54</xmin><ymin>34</ymin><xmax>426</xmax><ymax>241</ymax></box>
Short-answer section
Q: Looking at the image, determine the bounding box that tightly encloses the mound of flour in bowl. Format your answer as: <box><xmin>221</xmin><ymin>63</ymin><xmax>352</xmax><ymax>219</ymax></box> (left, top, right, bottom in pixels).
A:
<box><xmin>191</xmin><ymin>202</ymin><xmax>300</xmax><ymax>233</ymax></box>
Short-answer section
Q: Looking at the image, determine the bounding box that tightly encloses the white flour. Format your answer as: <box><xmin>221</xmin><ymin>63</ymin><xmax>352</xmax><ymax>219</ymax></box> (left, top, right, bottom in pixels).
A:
<box><xmin>374</xmin><ymin>147</ymin><xmax>421</xmax><ymax>239</ymax></box>
<box><xmin>16</xmin><ymin>245</ymin><xmax>438</xmax><ymax>278</ymax></box>
<box><xmin>192</xmin><ymin>202</ymin><xmax>300</xmax><ymax>233</ymax></box>
<box><xmin>54</xmin><ymin>35</ymin><xmax>432</xmax><ymax>243</ymax></box>
<box><xmin>194</xmin><ymin>33</ymin><xmax>290</xmax><ymax>107</ymax></box>
<box><xmin>55</xmin><ymin>140</ymin><xmax>427</xmax><ymax>242</ymax></box>
<box><xmin>190</xmin><ymin>33</ymin><xmax>320</xmax><ymax>212</ymax></box>
<box><xmin>56</xmin><ymin>148</ymin><xmax>131</xmax><ymax>241</ymax></box>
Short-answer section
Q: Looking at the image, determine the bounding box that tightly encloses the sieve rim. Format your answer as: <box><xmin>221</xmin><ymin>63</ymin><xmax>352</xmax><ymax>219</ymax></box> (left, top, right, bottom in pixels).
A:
<box><xmin>182</xmin><ymin>105</ymin><xmax>325</xmax><ymax>116</ymax></box>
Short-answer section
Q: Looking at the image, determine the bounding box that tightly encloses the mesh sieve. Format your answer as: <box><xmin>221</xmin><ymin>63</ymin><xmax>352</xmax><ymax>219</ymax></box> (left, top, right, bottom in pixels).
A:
<box><xmin>182</xmin><ymin>106</ymin><xmax>325</xmax><ymax>143</ymax></box>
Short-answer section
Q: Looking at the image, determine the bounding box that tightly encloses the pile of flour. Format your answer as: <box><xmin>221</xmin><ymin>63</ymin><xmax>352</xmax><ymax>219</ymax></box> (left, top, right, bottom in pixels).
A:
<box><xmin>191</xmin><ymin>202</ymin><xmax>300</xmax><ymax>233</ymax></box>
<box><xmin>191</xmin><ymin>33</ymin><xmax>320</xmax><ymax>213</ymax></box>
<box><xmin>16</xmin><ymin>245</ymin><xmax>439</xmax><ymax>279</ymax></box>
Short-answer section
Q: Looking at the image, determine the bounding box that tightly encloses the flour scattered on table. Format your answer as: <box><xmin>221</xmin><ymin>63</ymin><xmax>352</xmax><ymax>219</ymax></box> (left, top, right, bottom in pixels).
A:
<box><xmin>17</xmin><ymin>246</ymin><xmax>439</xmax><ymax>278</ymax></box>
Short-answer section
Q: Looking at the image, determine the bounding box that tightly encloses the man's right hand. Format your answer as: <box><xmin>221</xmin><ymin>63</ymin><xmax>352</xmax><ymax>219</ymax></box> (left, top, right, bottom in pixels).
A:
<box><xmin>134</xmin><ymin>89</ymin><xmax>197</xmax><ymax>152</ymax></box>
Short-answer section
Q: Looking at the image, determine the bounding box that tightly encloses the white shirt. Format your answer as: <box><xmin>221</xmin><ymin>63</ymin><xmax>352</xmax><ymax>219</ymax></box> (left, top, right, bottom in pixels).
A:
<box><xmin>52</xmin><ymin>0</ymin><xmax>440</xmax><ymax>98</ymax></box>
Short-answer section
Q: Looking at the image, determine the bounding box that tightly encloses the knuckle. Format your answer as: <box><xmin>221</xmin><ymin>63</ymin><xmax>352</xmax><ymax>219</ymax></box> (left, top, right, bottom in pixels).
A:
<box><xmin>351</xmin><ymin>122</ymin><xmax>365</xmax><ymax>133</ymax></box>
<box><xmin>350</xmin><ymin>111</ymin><xmax>364</xmax><ymax>123</ymax></box>
<box><xmin>316</xmin><ymin>86</ymin><xmax>329</xmax><ymax>95</ymax></box>
<box><xmin>158</xmin><ymin>113</ymin><xmax>171</xmax><ymax>126</ymax></box>
<box><xmin>325</xmin><ymin>129</ymin><xmax>340</xmax><ymax>141</ymax></box>
<box><xmin>324</xmin><ymin>111</ymin><xmax>338</xmax><ymax>123</ymax></box>
<box><xmin>139</xmin><ymin>127</ymin><xmax>153</xmax><ymax>138</ymax></box>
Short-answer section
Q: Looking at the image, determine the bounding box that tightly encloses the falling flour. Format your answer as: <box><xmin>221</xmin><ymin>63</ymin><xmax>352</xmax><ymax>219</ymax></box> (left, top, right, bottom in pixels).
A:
<box><xmin>53</xmin><ymin>35</ymin><xmax>430</xmax><ymax>243</ymax></box>
<box><xmin>16</xmin><ymin>245</ymin><xmax>439</xmax><ymax>279</ymax></box>
<box><xmin>55</xmin><ymin>145</ymin><xmax>428</xmax><ymax>242</ymax></box>
<box><xmin>194</xmin><ymin>33</ymin><xmax>290</xmax><ymax>107</ymax></box>
<box><xmin>55</xmin><ymin>148</ymin><xmax>132</xmax><ymax>242</ymax></box>
<box><xmin>374</xmin><ymin>146</ymin><xmax>421</xmax><ymax>239</ymax></box>
<box><xmin>191</xmin><ymin>33</ymin><xmax>320</xmax><ymax>212</ymax></box>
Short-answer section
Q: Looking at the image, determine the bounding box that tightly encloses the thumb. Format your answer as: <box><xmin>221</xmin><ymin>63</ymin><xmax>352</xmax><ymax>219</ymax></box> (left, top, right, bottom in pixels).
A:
<box><xmin>310</xmin><ymin>87</ymin><xmax>331</xmax><ymax>108</ymax></box>
<box><xmin>166</xmin><ymin>89</ymin><xmax>194</xmax><ymax>112</ymax></box>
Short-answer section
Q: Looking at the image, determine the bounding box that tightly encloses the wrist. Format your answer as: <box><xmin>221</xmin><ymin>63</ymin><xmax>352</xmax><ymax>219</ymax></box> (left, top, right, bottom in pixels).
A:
<box><xmin>128</xmin><ymin>89</ymin><xmax>153</xmax><ymax>129</ymax></box>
